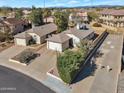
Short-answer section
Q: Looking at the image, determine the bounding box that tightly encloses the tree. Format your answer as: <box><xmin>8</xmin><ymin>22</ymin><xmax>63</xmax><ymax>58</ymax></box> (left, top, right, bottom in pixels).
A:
<box><xmin>57</xmin><ymin>40</ymin><xmax>92</xmax><ymax>84</ymax></box>
<box><xmin>15</xmin><ymin>9</ymin><xmax>23</xmax><ymax>19</ymax></box>
<box><xmin>0</xmin><ymin>7</ymin><xmax>12</xmax><ymax>16</ymax></box>
<box><xmin>28</xmin><ymin>8</ymin><xmax>43</xmax><ymax>26</ymax></box>
<box><xmin>88</xmin><ymin>12</ymin><xmax>99</xmax><ymax>22</ymax></box>
<box><xmin>43</xmin><ymin>8</ymin><xmax>51</xmax><ymax>23</ymax></box>
<box><xmin>54</xmin><ymin>11</ymin><xmax>68</xmax><ymax>33</ymax></box>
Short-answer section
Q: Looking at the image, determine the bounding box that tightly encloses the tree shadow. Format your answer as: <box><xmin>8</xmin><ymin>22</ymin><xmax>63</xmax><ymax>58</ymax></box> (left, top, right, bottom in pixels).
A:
<box><xmin>72</xmin><ymin>61</ymin><xmax>97</xmax><ymax>84</ymax></box>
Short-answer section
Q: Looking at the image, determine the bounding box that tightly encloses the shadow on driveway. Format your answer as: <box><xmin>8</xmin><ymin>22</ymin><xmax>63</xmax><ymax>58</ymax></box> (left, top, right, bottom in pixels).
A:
<box><xmin>72</xmin><ymin>62</ymin><xmax>97</xmax><ymax>84</ymax></box>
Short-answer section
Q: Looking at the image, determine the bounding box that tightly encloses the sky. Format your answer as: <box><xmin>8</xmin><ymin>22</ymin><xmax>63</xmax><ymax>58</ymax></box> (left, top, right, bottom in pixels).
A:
<box><xmin>0</xmin><ymin>0</ymin><xmax>124</xmax><ymax>8</ymax></box>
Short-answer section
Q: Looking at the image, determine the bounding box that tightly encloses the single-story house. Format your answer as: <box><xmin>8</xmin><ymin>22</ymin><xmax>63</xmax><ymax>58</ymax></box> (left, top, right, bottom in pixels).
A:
<box><xmin>46</xmin><ymin>24</ymin><xmax>94</xmax><ymax>52</ymax></box>
<box><xmin>14</xmin><ymin>23</ymin><xmax>57</xmax><ymax>46</ymax></box>
<box><xmin>65</xmin><ymin>28</ymin><xmax>94</xmax><ymax>47</ymax></box>
<box><xmin>46</xmin><ymin>32</ymin><xmax>71</xmax><ymax>52</ymax></box>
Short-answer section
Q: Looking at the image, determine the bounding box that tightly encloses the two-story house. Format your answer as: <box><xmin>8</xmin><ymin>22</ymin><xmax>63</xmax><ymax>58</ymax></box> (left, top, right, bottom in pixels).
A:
<box><xmin>69</xmin><ymin>11</ymin><xmax>89</xmax><ymax>24</ymax></box>
<box><xmin>99</xmin><ymin>10</ymin><xmax>124</xmax><ymax>28</ymax></box>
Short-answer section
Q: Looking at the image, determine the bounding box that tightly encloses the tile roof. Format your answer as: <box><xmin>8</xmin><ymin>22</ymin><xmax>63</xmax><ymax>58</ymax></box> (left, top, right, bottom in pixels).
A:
<box><xmin>14</xmin><ymin>32</ymin><xmax>31</xmax><ymax>39</ymax></box>
<box><xmin>28</xmin><ymin>23</ymin><xmax>57</xmax><ymax>37</ymax></box>
<box><xmin>14</xmin><ymin>23</ymin><xmax>57</xmax><ymax>39</ymax></box>
<box><xmin>65</xmin><ymin>27</ymin><xmax>94</xmax><ymax>39</ymax></box>
<box><xmin>46</xmin><ymin>32</ymin><xmax>71</xmax><ymax>43</ymax></box>
<box><xmin>46</xmin><ymin>25</ymin><xmax>94</xmax><ymax>43</ymax></box>
<box><xmin>100</xmin><ymin>9</ymin><xmax>124</xmax><ymax>16</ymax></box>
<box><xmin>4</xmin><ymin>18</ymin><xmax>25</xmax><ymax>25</ymax></box>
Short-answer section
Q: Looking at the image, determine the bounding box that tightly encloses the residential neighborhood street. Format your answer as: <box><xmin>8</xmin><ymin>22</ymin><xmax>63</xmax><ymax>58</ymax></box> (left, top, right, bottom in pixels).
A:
<box><xmin>0</xmin><ymin>65</ymin><xmax>55</xmax><ymax>93</ymax></box>
<box><xmin>0</xmin><ymin>45</ymin><xmax>57</xmax><ymax>92</ymax></box>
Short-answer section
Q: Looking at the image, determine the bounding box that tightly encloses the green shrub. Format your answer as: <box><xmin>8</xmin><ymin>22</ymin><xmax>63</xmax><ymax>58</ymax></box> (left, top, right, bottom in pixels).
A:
<box><xmin>93</xmin><ymin>23</ymin><xmax>102</xmax><ymax>27</ymax></box>
<box><xmin>57</xmin><ymin>40</ymin><xmax>92</xmax><ymax>84</ymax></box>
<box><xmin>57</xmin><ymin>49</ymin><xmax>86</xmax><ymax>83</ymax></box>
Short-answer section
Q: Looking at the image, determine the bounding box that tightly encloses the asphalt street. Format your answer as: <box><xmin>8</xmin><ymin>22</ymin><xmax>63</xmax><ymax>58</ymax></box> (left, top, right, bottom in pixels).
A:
<box><xmin>0</xmin><ymin>66</ymin><xmax>55</xmax><ymax>93</ymax></box>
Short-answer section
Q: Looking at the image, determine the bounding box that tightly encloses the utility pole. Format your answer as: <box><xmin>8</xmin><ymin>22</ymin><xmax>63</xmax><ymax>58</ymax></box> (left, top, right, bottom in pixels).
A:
<box><xmin>44</xmin><ymin>0</ymin><xmax>45</xmax><ymax>9</ymax></box>
<box><xmin>44</xmin><ymin>0</ymin><xmax>47</xmax><ymax>24</ymax></box>
<box><xmin>91</xmin><ymin>0</ymin><xmax>93</xmax><ymax>8</ymax></box>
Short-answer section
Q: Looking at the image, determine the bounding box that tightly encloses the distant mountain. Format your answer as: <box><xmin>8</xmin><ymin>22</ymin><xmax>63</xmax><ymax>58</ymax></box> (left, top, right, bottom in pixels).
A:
<box><xmin>47</xmin><ymin>5</ymin><xmax>124</xmax><ymax>8</ymax></box>
<box><xmin>0</xmin><ymin>5</ymin><xmax>123</xmax><ymax>9</ymax></box>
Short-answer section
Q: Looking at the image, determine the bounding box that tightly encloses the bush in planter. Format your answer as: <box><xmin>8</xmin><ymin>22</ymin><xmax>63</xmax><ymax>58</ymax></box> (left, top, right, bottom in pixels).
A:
<box><xmin>93</xmin><ymin>23</ymin><xmax>102</xmax><ymax>27</ymax></box>
<box><xmin>57</xmin><ymin>40</ymin><xmax>92</xmax><ymax>84</ymax></box>
<box><xmin>17</xmin><ymin>49</ymin><xmax>37</xmax><ymax>64</ymax></box>
<box><xmin>57</xmin><ymin>50</ymin><xmax>86</xmax><ymax>84</ymax></box>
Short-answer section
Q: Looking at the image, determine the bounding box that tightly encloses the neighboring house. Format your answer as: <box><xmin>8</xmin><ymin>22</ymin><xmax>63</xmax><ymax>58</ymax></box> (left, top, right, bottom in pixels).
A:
<box><xmin>69</xmin><ymin>11</ymin><xmax>89</xmax><ymax>23</ymax></box>
<box><xmin>23</xmin><ymin>10</ymin><xmax>31</xmax><ymax>19</ymax></box>
<box><xmin>4</xmin><ymin>18</ymin><xmax>25</xmax><ymax>34</ymax></box>
<box><xmin>99</xmin><ymin>9</ymin><xmax>124</xmax><ymax>28</ymax></box>
<box><xmin>46</xmin><ymin>24</ymin><xmax>94</xmax><ymax>52</ymax></box>
<box><xmin>14</xmin><ymin>23</ymin><xmax>57</xmax><ymax>46</ymax></box>
<box><xmin>7</xmin><ymin>12</ymin><xmax>16</xmax><ymax>18</ymax></box>
<box><xmin>43</xmin><ymin>16</ymin><xmax>54</xmax><ymax>23</ymax></box>
<box><xmin>0</xmin><ymin>21</ymin><xmax>9</xmax><ymax>33</ymax></box>
<box><xmin>77</xmin><ymin>11</ymin><xmax>89</xmax><ymax>23</ymax></box>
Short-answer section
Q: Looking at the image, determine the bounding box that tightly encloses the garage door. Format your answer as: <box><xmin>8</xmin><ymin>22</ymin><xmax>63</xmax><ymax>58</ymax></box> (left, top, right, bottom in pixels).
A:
<box><xmin>15</xmin><ymin>38</ymin><xmax>27</xmax><ymax>46</ymax></box>
<box><xmin>47</xmin><ymin>41</ymin><xmax>62</xmax><ymax>52</ymax></box>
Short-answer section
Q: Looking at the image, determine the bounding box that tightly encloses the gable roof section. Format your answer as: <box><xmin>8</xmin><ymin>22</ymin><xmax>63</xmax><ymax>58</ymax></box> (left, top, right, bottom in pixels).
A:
<box><xmin>65</xmin><ymin>28</ymin><xmax>94</xmax><ymax>39</ymax></box>
<box><xmin>100</xmin><ymin>9</ymin><xmax>124</xmax><ymax>16</ymax></box>
<box><xmin>46</xmin><ymin>32</ymin><xmax>71</xmax><ymax>43</ymax></box>
<box><xmin>4</xmin><ymin>18</ymin><xmax>24</xmax><ymax>25</ymax></box>
<box><xmin>14</xmin><ymin>23</ymin><xmax>57</xmax><ymax>39</ymax></box>
<box><xmin>14</xmin><ymin>32</ymin><xmax>31</xmax><ymax>39</ymax></box>
<box><xmin>28</xmin><ymin>23</ymin><xmax>57</xmax><ymax>37</ymax></box>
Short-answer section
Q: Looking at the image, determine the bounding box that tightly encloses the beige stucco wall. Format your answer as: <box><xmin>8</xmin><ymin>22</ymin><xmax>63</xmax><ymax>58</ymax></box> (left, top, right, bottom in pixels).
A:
<box><xmin>28</xmin><ymin>33</ymin><xmax>41</xmax><ymax>44</ymax></box>
<box><xmin>47</xmin><ymin>41</ymin><xmax>62</xmax><ymax>52</ymax></box>
<box><xmin>14</xmin><ymin>36</ymin><xmax>31</xmax><ymax>46</ymax></box>
<box><xmin>14</xmin><ymin>38</ymin><xmax>27</xmax><ymax>46</ymax></box>
<box><xmin>66</xmin><ymin>34</ymin><xmax>80</xmax><ymax>47</ymax></box>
